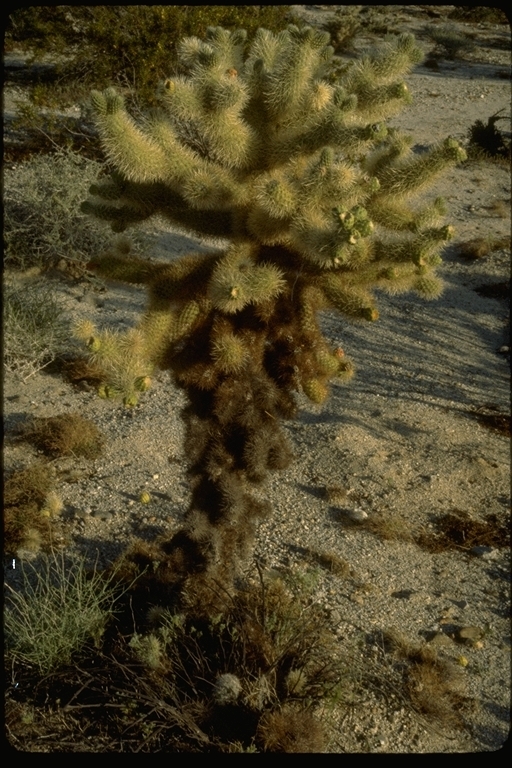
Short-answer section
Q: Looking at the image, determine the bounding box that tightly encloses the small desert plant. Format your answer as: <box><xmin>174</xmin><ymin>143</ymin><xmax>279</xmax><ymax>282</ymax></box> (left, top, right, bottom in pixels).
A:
<box><xmin>3</xmin><ymin>279</ymin><xmax>69</xmax><ymax>379</ymax></box>
<box><xmin>425</xmin><ymin>23</ymin><xmax>476</xmax><ymax>60</ymax></box>
<box><xmin>360</xmin><ymin>510</ymin><xmax>416</xmax><ymax>543</ymax></box>
<box><xmin>256</xmin><ymin>706</ymin><xmax>325</xmax><ymax>752</ymax></box>
<box><xmin>457</xmin><ymin>235</ymin><xmax>511</xmax><ymax>260</ymax></box>
<box><xmin>377</xmin><ymin>628</ymin><xmax>467</xmax><ymax>726</ymax></box>
<box><xmin>118</xmin><ymin>565</ymin><xmax>345</xmax><ymax>751</ymax></box>
<box><xmin>3</xmin><ymin>148</ymin><xmax>108</xmax><ymax>271</ymax></box>
<box><xmin>4</xmin><ymin>462</ymin><xmax>58</xmax><ymax>556</ymax></box>
<box><xmin>4</xmin><ymin>551</ymin><xmax>122</xmax><ymax>674</ymax></box>
<box><xmin>467</xmin><ymin>111</ymin><xmax>511</xmax><ymax>161</ymax></box>
<box><xmin>22</xmin><ymin>412</ymin><xmax>105</xmax><ymax>459</ymax></box>
<box><xmin>448</xmin><ymin>7</ymin><xmax>509</xmax><ymax>24</ymax></box>
<box><xmin>321</xmin><ymin>7</ymin><xmax>362</xmax><ymax>53</ymax></box>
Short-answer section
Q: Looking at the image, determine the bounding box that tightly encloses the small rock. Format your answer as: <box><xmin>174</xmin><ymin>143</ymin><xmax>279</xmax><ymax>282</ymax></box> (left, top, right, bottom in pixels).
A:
<box><xmin>498</xmin><ymin>345</ymin><xmax>510</xmax><ymax>354</ymax></box>
<box><xmin>346</xmin><ymin>507</ymin><xmax>368</xmax><ymax>522</ymax></box>
<box><xmin>456</xmin><ymin>626</ymin><xmax>485</xmax><ymax>645</ymax></box>
<box><xmin>471</xmin><ymin>545</ymin><xmax>499</xmax><ymax>559</ymax></box>
<box><xmin>350</xmin><ymin>592</ymin><xmax>365</xmax><ymax>605</ymax></box>
<box><xmin>92</xmin><ymin>509</ymin><xmax>113</xmax><ymax>521</ymax></box>
<box><xmin>428</xmin><ymin>632</ymin><xmax>453</xmax><ymax>647</ymax></box>
<box><xmin>74</xmin><ymin>507</ymin><xmax>92</xmax><ymax>519</ymax></box>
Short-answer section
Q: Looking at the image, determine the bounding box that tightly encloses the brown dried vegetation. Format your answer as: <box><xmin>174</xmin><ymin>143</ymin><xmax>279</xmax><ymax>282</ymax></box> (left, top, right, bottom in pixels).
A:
<box><xmin>23</xmin><ymin>412</ymin><xmax>105</xmax><ymax>458</ymax></box>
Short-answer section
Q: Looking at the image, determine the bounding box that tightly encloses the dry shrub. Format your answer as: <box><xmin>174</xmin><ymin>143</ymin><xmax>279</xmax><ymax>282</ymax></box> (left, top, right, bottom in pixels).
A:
<box><xmin>4</xmin><ymin>462</ymin><xmax>56</xmax><ymax>554</ymax></box>
<box><xmin>380</xmin><ymin>629</ymin><xmax>467</xmax><ymax>727</ymax></box>
<box><xmin>256</xmin><ymin>706</ymin><xmax>325</xmax><ymax>752</ymax></box>
<box><xmin>23</xmin><ymin>413</ymin><xmax>104</xmax><ymax>458</ymax></box>
<box><xmin>301</xmin><ymin>547</ymin><xmax>351</xmax><ymax>577</ymax></box>
<box><xmin>62</xmin><ymin>356</ymin><xmax>106</xmax><ymax>387</ymax></box>
<box><xmin>3</xmin><ymin>279</ymin><xmax>68</xmax><ymax>379</ymax></box>
<box><xmin>457</xmin><ymin>236</ymin><xmax>511</xmax><ymax>260</ymax></box>
<box><xmin>96</xmin><ymin>554</ymin><xmax>345</xmax><ymax>751</ymax></box>
<box><xmin>467</xmin><ymin>112</ymin><xmax>511</xmax><ymax>162</ymax></box>
<box><xmin>418</xmin><ymin>509</ymin><xmax>510</xmax><ymax>553</ymax></box>
<box><xmin>360</xmin><ymin>511</ymin><xmax>416</xmax><ymax>543</ymax></box>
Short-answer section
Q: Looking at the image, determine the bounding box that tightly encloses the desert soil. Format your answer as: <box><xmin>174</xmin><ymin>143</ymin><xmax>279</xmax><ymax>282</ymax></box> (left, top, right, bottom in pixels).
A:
<box><xmin>3</xmin><ymin>5</ymin><xmax>511</xmax><ymax>753</ymax></box>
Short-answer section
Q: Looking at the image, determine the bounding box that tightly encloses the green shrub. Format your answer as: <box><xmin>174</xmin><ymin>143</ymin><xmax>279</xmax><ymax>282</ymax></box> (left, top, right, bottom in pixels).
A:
<box><xmin>5</xmin><ymin>552</ymin><xmax>121</xmax><ymax>674</ymax></box>
<box><xmin>5</xmin><ymin>6</ymin><xmax>293</xmax><ymax>109</ymax></box>
<box><xmin>425</xmin><ymin>23</ymin><xmax>476</xmax><ymax>59</ymax></box>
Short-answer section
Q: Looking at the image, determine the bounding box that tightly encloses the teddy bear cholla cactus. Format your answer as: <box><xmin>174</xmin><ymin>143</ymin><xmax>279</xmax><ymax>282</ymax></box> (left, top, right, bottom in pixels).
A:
<box><xmin>81</xmin><ymin>25</ymin><xmax>465</xmax><ymax>603</ymax></box>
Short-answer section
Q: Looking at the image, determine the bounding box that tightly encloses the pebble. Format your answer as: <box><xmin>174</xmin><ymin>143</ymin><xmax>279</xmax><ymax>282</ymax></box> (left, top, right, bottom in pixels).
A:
<box><xmin>346</xmin><ymin>508</ymin><xmax>369</xmax><ymax>522</ymax></box>
<box><xmin>74</xmin><ymin>507</ymin><xmax>92</xmax><ymax>519</ymax></box>
<box><xmin>92</xmin><ymin>509</ymin><xmax>114</xmax><ymax>521</ymax></box>
<box><xmin>471</xmin><ymin>546</ymin><xmax>500</xmax><ymax>560</ymax></box>
<box><xmin>428</xmin><ymin>632</ymin><xmax>453</xmax><ymax>647</ymax></box>
<box><xmin>457</xmin><ymin>626</ymin><xmax>485</xmax><ymax>645</ymax></box>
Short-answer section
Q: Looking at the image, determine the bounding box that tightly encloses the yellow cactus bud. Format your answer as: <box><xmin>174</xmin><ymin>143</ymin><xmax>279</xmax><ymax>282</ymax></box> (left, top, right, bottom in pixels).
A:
<box><xmin>74</xmin><ymin>319</ymin><xmax>96</xmax><ymax>341</ymax></box>
<box><xmin>303</xmin><ymin>379</ymin><xmax>329</xmax><ymax>404</ymax></box>
<box><xmin>139</xmin><ymin>491</ymin><xmax>151</xmax><ymax>504</ymax></box>
<box><xmin>135</xmin><ymin>376</ymin><xmax>152</xmax><ymax>392</ymax></box>
<box><xmin>40</xmin><ymin>491</ymin><xmax>63</xmax><ymax>518</ymax></box>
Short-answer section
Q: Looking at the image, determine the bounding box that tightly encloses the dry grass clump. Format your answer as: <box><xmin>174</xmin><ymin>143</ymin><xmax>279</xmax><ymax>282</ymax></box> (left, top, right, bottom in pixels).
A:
<box><xmin>483</xmin><ymin>199</ymin><xmax>510</xmax><ymax>218</ymax></box>
<box><xmin>4</xmin><ymin>462</ymin><xmax>59</xmax><ymax>555</ymax></box>
<box><xmin>418</xmin><ymin>509</ymin><xmax>510</xmax><ymax>553</ymax></box>
<box><xmin>457</xmin><ymin>236</ymin><xmax>510</xmax><ymax>260</ymax></box>
<box><xmin>23</xmin><ymin>412</ymin><xmax>105</xmax><ymax>458</ymax></box>
<box><xmin>299</xmin><ymin>547</ymin><xmax>351</xmax><ymax>578</ymax></box>
<box><xmin>359</xmin><ymin>510</ymin><xmax>417</xmax><ymax>543</ymax></box>
<box><xmin>256</xmin><ymin>706</ymin><xmax>325</xmax><ymax>752</ymax></box>
<box><xmin>324</xmin><ymin>484</ymin><xmax>352</xmax><ymax>505</ymax></box>
<box><xmin>378</xmin><ymin>628</ymin><xmax>468</xmax><ymax>727</ymax></box>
